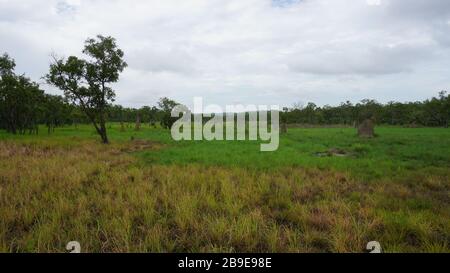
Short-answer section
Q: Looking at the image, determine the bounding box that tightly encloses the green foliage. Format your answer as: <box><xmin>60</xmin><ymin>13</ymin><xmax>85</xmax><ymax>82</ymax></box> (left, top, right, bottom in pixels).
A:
<box><xmin>41</xmin><ymin>94</ymin><xmax>73</xmax><ymax>133</ymax></box>
<box><xmin>0</xmin><ymin>53</ymin><xmax>15</xmax><ymax>76</ymax></box>
<box><xmin>0</xmin><ymin>53</ymin><xmax>79</xmax><ymax>135</ymax></box>
<box><xmin>283</xmin><ymin>93</ymin><xmax>450</xmax><ymax>127</ymax></box>
<box><xmin>0</xmin><ymin>54</ymin><xmax>44</xmax><ymax>134</ymax></box>
<box><xmin>157</xmin><ymin>97</ymin><xmax>180</xmax><ymax>129</ymax></box>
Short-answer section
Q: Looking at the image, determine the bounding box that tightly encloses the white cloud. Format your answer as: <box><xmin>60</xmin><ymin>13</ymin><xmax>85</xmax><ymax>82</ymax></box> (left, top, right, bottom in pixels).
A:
<box><xmin>1</xmin><ymin>0</ymin><xmax>449</xmax><ymax>107</ymax></box>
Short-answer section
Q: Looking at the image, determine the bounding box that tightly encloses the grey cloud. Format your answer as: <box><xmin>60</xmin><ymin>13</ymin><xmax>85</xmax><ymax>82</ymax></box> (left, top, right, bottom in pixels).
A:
<box><xmin>0</xmin><ymin>0</ymin><xmax>449</xmax><ymax>107</ymax></box>
<box><xmin>128</xmin><ymin>47</ymin><xmax>197</xmax><ymax>75</ymax></box>
<box><xmin>287</xmin><ymin>43</ymin><xmax>434</xmax><ymax>75</ymax></box>
<box><xmin>386</xmin><ymin>0</ymin><xmax>450</xmax><ymax>21</ymax></box>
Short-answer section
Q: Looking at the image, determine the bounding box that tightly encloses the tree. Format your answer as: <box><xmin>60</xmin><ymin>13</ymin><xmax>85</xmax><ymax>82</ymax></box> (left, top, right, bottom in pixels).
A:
<box><xmin>304</xmin><ymin>102</ymin><xmax>318</xmax><ymax>124</ymax></box>
<box><xmin>423</xmin><ymin>91</ymin><xmax>449</xmax><ymax>127</ymax></box>
<box><xmin>355</xmin><ymin>99</ymin><xmax>382</xmax><ymax>124</ymax></box>
<box><xmin>0</xmin><ymin>53</ymin><xmax>15</xmax><ymax>76</ymax></box>
<box><xmin>157</xmin><ymin>97</ymin><xmax>180</xmax><ymax>129</ymax></box>
<box><xmin>46</xmin><ymin>35</ymin><xmax>127</xmax><ymax>143</ymax></box>
<box><xmin>0</xmin><ymin>53</ymin><xmax>44</xmax><ymax>134</ymax></box>
<box><xmin>42</xmin><ymin>94</ymin><xmax>71</xmax><ymax>133</ymax></box>
<box><xmin>70</xmin><ymin>106</ymin><xmax>87</xmax><ymax>128</ymax></box>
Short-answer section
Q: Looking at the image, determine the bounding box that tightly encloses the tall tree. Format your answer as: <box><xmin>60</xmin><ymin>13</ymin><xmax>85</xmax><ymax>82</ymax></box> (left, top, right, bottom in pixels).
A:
<box><xmin>46</xmin><ymin>35</ymin><xmax>127</xmax><ymax>143</ymax></box>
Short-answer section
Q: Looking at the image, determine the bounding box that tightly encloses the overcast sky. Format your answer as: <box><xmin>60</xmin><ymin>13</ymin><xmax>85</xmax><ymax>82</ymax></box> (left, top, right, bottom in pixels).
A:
<box><xmin>1</xmin><ymin>0</ymin><xmax>449</xmax><ymax>108</ymax></box>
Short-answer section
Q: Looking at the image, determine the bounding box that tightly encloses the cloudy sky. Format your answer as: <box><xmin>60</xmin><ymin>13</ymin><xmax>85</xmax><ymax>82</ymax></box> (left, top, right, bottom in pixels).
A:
<box><xmin>1</xmin><ymin>0</ymin><xmax>449</xmax><ymax>108</ymax></box>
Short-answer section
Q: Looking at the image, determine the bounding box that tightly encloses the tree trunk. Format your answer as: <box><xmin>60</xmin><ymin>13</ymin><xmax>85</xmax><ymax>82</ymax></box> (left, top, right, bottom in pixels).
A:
<box><xmin>101</xmin><ymin>132</ymin><xmax>109</xmax><ymax>144</ymax></box>
<box><xmin>99</xmin><ymin>121</ymin><xmax>109</xmax><ymax>144</ymax></box>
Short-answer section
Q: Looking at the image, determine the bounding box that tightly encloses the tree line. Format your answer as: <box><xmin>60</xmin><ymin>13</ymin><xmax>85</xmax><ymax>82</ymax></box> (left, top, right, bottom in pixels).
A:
<box><xmin>0</xmin><ymin>53</ymin><xmax>75</xmax><ymax>134</ymax></box>
<box><xmin>109</xmin><ymin>93</ymin><xmax>450</xmax><ymax>129</ymax></box>
<box><xmin>281</xmin><ymin>93</ymin><xmax>449</xmax><ymax>127</ymax></box>
<box><xmin>0</xmin><ymin>45</ymin><xmax>179</xmax><ymax>138</ymax></box>
<box><xmin>1</xmin><ymin>34</ymin><xmax>449</xmax><ymax>144</ymax></box>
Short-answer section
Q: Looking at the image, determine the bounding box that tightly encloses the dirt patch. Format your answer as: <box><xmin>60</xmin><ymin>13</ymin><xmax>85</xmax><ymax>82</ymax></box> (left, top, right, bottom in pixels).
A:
<box><xmin>315</xmin><ymin>148</ymin><xmax>351</xmax><ymax>157</ymax></box>
<box><xmin>121</xmin><ymin>139</ymin><xmax>164</xmax><ymax>153</ymax></box>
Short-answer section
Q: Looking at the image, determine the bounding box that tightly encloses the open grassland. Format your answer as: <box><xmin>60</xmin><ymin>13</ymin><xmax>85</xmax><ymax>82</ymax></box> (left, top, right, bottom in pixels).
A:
<box><xmin>0</xmin><ymin>124</ymin><xmax>449</xmax><ymax>252</ymax></box>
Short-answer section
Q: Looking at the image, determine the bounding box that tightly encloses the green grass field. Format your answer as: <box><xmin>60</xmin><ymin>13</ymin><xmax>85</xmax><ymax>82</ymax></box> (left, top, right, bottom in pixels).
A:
<box><xmin>0</xmin><ymin>124</ymin><xmax>449</xmax><ymax>252</ymax></box>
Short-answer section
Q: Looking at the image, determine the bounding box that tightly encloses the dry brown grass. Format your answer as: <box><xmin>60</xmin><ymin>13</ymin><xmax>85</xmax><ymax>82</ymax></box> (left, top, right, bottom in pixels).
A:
<box><xmin>0</xmin><ymin>140</ymin><xmax>448</xmax><ymax>252</ymax></box>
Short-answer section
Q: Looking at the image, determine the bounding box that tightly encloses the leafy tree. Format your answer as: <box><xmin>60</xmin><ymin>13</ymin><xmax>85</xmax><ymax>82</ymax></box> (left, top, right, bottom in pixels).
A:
<box><xmin>69</xmin><ymin>106</ymin><xmax>87</xmax><ymax>127</ymax></box>
<box><xmin>157</xmin><ymin>97</ymin><xmax>180</xmax><ymax>129</ymax></box>
<box><xmin>304</xmin><ymin>102</ymin><xmax>318</xmax><ymax>124</ymax></box>
<box><xmin>0</xmin><ymin>53</ymin><xmax>44</xmax><ymax>134</ymax></box>
<box><xmin>0</xmin><ymin>53</ymin><xmax>15</xmax><ymax>76</ymax></box>
<box><xmin>423</xmin><ymin>91</ymin><xmax>449</xmax><ymax>127</ymax></box>
<box><xmin>42</xmin><ymin>94</ymin><xmax>71</xmax><ymax>133</ymax></box>
<box><xmin>46</xmin><ymin>35</ymin><xmax>127</xmax><ymax>143</ymax></box>
<box><xmin>355</xmin><ymin>99</ymin><xmax>382</xmax><ymax>123</ymax></box>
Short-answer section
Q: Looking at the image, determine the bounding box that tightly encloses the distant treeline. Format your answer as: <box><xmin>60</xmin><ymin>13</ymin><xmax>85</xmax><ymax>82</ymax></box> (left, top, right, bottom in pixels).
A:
<box><xmin>281</xmin><ymin>92</ymin><xmax>449</xmax><ymax>127</ymax></box>
<box><xmin>108</xmin><ymin>92</ymin><xmax>450</xmax><ymax>128</ymax></box>
<box><xmin>3</xmin><ymin>90</ymin><xmax>448</xmax><ymax>135</ymax></box>
<box><xmin>1</xmin><ymin>52</ymin><xmax>449</xmax><ymax>135</ymax></box>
